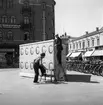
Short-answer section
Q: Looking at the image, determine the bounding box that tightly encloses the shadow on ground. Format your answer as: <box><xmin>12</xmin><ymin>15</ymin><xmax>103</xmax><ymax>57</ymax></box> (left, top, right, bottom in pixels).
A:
<box><xmin>36</xmin><ymin>74</ymin><xmax>99</xmax><ymax>85</ymax></box>
<box><xmin>65</xmin><ymin>74</ymin><xmax>99</xmax><ymax>83</ymax></box>
<box><xmin>21</xmin><ymin>74</ymin><xmax>99</xmax><ymax>85</ymax></box>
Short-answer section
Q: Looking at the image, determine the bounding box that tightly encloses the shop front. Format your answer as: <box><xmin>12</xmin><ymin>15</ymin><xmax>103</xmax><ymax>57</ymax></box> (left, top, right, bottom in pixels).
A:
<box><xmin>83</xmin><ymin>50</ymin><xmax>94</xmax><ymax>61</ymax></box>
<box><xmin>69</xmin><ymin>52</ymin><xmax>82</xmax><ymax>60</ymax></box>
<box><xmin>91</xmin><ymin>49</ymin><xmax>103</xmax><ymax>61</ymax></box>
<box><xmin>66</xmin><ymin>52</ymin><xmax>72</xmax><ymax>61</ymax></box>
<box><xmin>0</xmin><ymin>49</ymin><xmax>15</xmax><ymax>68</ymax></box>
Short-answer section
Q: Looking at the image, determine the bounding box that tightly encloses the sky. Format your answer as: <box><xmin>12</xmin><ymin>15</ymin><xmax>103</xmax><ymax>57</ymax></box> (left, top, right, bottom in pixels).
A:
<box><xmin>55</xmin><ymin>0</ymin><xmax>103</xmax><ymax>37</ymax></box>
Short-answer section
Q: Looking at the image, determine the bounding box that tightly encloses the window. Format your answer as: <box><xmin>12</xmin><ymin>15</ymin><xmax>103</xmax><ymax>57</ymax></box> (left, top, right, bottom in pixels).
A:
<box><xmin>87</xmin><ymin>40</ymin><xmax>90</xmax><ymax>47</ymax></box>
<box><xmin>51</xmin><ymin>19</ymin><xmax>54</xmax><ymax>27</ymax></box>
<box><xmin>97</xmin><ymin>38</ymin><xmax>100</xmax><ymax>46</ymax></box>
<box><xmin>79</xmin><ymin>41</ymin><xmax>81</xmax><ymax>49</ymax></box>
<box><xmin>24</xmin><ymin>17</ymin><xmax>29</xmax><ymax>24</ymax></box>
<box><xmin>48</xmin><ymin>12</ymin><xmax>51</xmax><ymax>16</ymax></box>
<box><xmin>0</xmin><ymin>17</ymin><xmax>1</xmax><ymax>23</ymax></box>
<box><xmin>76</xmin><ymin>42</ymin><xmax>78</xmax><ymax>49</ymax></box>
<box><xmin>73</xmin><ymin>43</ymin><xmax>75</xmax><ymax>49</ymax></box>
<box><xmin>70</xmin><ymin>44</ymin><xmax>71</xmax><ymax>50</ymax></box>
<box><xmin>7</xmin><ymin>0</ymin><xmax>13</xmax><ymax>8</ymax></box>
<box><xmin>11</xmin><ymin>16</ymin><xmax>16</xmax><ymax>24</ymax></box>
<box><xmin>82</xmin><ymin>41</ymin><xmax>85</xmax><ymax>49</ymax></box>
<box><xmin>24</xmin><ymin>32</ymin><xmax>30</xmax><ymax>40</ymax></box>
<box><xmin>92</xmin><ymin>39</ymin><xmax>94</xmax><ymax>47</ymax></box>
<box><xmin>51</xmin><ymin>5</ymin><xmax>54</xmax><ymax>12</ymax></box>
<box><xmin>0</xmin><ymin>31</ymin><xmax>3</xmax><ymax>41</ymax></box>
<box><xmin>2</xmin><ymin>0</ymin><xmax>6</xmax><ymax>8</ymax></box>
<box><xmin>2</xmin><ymin>16</ymin><xmax>7</xmax><ymax>23</ymax></box>
<box><xmin>2</xmin><ymin>16</ymin><xmax>4</xmax><ymax>23</ymax></box>
<box><xmin>0</xmin><ymin>0</ymin><xmax>3</xmax><ymax>8</ymax></box>
<box><xmin>7</xmin><ymin>31</ymin><xmax>13</xmax><ymax>40</ymax></box>
<box><xmin>42</xmin><ymin>2</ymin><xmax>46</xmax><ymax>10</ymax></box>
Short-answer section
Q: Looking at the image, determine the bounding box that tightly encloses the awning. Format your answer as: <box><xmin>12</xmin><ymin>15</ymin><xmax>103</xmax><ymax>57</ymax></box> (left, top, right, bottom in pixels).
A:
<box><xmin>66</xmin><ymin>52</ymin><xmax>72</xmax><ymax>57</ymax></box>
<box><xmin>83</xmin><ymin>50</ymin><xmax>94</xmax><ymax>57</ymax></box>
<box><xmin>70</xmin><ymin>52</ymin><xmax>81</xmax><ymax>58</ymax></box>
<box><xmin>91</xmin><ymin>50</ymin><xmax>103</xmax><ymax>56</ymax></box>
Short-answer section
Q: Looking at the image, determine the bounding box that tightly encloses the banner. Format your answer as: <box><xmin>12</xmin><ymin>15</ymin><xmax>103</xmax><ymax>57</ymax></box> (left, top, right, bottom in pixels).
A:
<box><xmin>0</xmin><ymin>24</ymin><xmax>21</xmax><ymax>29</ymax></box>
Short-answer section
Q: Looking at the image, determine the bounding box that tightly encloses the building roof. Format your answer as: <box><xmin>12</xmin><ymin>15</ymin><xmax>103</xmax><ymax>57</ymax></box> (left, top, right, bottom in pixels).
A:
<box><xmin>99</xmin><ymin>27</ymin><xmax>103</xmax><ymax>32</ymax></box>
<box><xmin>71</xmin><ymin>28</ymin><xmax>102</xmax><ymax>42</ymax></box>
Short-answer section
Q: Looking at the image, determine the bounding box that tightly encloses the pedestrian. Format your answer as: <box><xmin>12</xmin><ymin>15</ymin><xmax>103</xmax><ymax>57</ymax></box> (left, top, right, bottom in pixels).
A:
<box><xmin>33</xmin><ymin>53</ymin><xmax>47</xmax><ymax>83</ymax></box>
<box><xmin>55</xmin><ymin>34</ymin><xmax>63</xmax><ymax>65</ymax></box>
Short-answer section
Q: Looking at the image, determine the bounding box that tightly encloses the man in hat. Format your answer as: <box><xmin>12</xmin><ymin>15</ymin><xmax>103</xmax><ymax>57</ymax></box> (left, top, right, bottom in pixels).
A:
<box><xmin>55</xmin><ymin>34</ymin><xmax>63</xmax><ymax>64</ymax></box>
<box><xmin>33</xmin><ymin>53</ymin><xmax>47</xmax><ymax>83</ymax></box>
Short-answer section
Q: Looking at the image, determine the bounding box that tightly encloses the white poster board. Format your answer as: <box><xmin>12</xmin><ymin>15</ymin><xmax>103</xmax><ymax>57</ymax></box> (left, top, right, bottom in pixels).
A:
<box><xmin>19</xmin><ymin>40</ymin><xmax>55</xmax><ymax>77</ymax></box>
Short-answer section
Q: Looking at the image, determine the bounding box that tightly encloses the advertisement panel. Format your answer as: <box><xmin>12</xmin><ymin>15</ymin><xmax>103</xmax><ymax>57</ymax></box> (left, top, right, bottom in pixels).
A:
<box><xmin>19</xmin><ymin>40</ymin><xmax>55</xmax><ymax>77</ymax></box>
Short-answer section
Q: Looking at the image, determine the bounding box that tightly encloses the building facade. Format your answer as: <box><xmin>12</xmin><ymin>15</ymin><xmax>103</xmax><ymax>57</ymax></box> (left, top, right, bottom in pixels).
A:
<box><xmin>68</xmin><ymin>27</ymin><xmax>103</xmax><ymax>60</ymax></box>
<box><xmin>0</xmin><ymin>0</ymin><xmax>55</xmax><ymax>67</ymax></box>
<box><xmin>19</xmin><ymin>0</ymin><xmax>56</xmax><ymax>41</ymax></box>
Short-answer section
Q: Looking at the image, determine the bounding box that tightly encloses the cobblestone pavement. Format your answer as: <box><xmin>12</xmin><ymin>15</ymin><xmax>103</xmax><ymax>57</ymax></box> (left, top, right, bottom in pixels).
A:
<box><xmin>0</xmin><ymin>69</ymin><xmax>103</xmax><ymax>105</ymax></box>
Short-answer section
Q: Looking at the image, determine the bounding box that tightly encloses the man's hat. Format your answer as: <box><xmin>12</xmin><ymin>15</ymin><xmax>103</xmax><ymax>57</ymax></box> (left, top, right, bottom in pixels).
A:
<box><xmin>55</xmin><ymin>34</ymin><xmax>59</xmax><ymax>37</ymax></box>
<box><xmin>40</xmin><ymin>53</ymin><xmax>45</xmax><ymax>57</ymax></box>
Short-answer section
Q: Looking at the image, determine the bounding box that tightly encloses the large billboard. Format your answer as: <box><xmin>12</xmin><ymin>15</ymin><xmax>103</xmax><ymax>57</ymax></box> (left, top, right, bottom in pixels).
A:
<box><xmin>19</xmin><ymin>40</ymin><xmax>55</xmax><ymax>77</ymax></box>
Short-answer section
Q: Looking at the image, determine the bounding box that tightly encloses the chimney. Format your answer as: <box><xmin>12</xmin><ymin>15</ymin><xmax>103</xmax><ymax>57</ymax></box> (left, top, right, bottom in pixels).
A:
<box><xmin>96</xmin><ymin>27</ymin><xmax>99</xmax><ymax>31</ymax></box>
<box><xmin>86</xmin><ymin>31</ymin><xmax>88</xmax><ymax>34</ymax></box>
<box><xmin>64</xmin><ymin>32</ymin><xmax>67</xmax><ymax>36</ymax></box>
